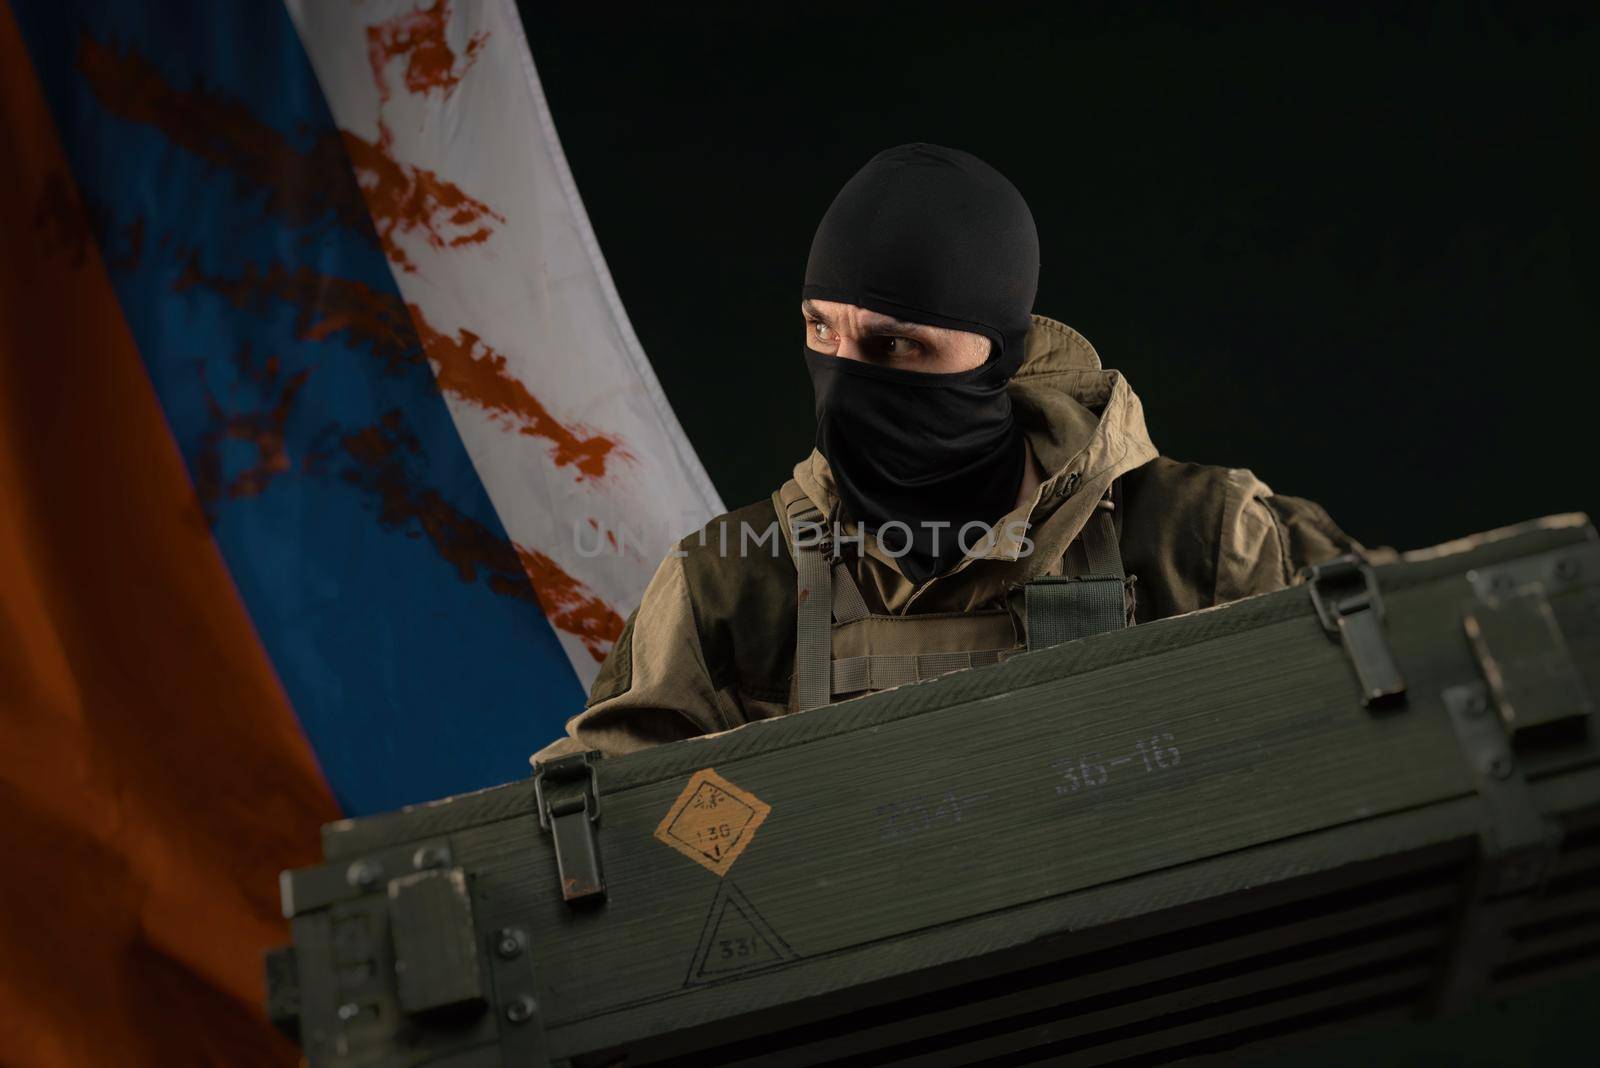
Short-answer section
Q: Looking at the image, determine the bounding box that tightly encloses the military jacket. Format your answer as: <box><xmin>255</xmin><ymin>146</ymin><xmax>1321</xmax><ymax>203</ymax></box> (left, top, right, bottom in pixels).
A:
<box><xmin>534</xmin><ymin>316</ymin><xmax>1357</xmax><ymax>761</ymax></box>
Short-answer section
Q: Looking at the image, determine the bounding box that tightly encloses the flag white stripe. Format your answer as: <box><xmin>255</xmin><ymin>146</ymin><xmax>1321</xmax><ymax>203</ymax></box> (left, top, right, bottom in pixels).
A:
<box><xmin>498</xmin><ymin>0</ymin><xmax>721</xmax><ymax>513</ymax></box>
<box><xmin>287</xmin><ymin>0</ymin><xmax>724</xmax><ymax>685</ymax></box>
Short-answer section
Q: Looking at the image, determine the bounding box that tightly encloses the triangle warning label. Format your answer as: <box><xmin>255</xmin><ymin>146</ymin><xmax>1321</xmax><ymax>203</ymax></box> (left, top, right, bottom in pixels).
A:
<box><xmin>684</xmin><ymin>881</ymin><xmax>798</xmax><ymax>987</ymax></box>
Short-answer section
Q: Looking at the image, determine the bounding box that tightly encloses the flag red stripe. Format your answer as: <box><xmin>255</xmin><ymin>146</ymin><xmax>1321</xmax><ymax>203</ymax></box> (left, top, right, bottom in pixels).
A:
<box><xmin>0</xmin><ymin>5</ymin><xmax>339</xmax><ymax>1063</ymax></box>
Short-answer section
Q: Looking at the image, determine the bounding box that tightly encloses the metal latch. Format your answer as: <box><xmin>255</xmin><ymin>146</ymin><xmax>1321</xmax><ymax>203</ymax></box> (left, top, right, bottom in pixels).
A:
<box><xmin>1306</xmin><ymin>555</ymin><xmax>1407</xmax><ymax>708</ymax></box>
<box><xmin>533</xmin><ymin>751</ymin><xmax>606</xmax><ymax>905</ymax></box>
<box><xmin>1463</xmin><ymin>583</ymin><xmax>1593</xmax><ymax>748</ymax></box>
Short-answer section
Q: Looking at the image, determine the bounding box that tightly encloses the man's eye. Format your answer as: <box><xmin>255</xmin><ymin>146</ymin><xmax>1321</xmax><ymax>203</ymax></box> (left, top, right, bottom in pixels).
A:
<box><xmin>810</xmin><ymin>320</ymin><xmax>834</xmax><ymax>341</ymax></box>
<box><xmin>885</xmin><ymin>337</ymin><xmax>919</xmax><ymax>356</ymax></box>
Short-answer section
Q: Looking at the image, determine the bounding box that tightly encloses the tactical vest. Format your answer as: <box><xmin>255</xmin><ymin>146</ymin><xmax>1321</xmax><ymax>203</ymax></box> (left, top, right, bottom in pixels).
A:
<box><xmin>773</xmin><ymin>479</ymin><xmax>1134</xmax><ymax>711</ymax></box>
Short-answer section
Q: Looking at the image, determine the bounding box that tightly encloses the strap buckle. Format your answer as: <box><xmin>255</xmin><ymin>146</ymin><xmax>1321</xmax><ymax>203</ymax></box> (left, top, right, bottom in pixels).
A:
<box><xmin>1306</xmin><ymin>555</ymin><xmax>1407</xmax><ymax>708</ymax></box>
<box><xmin>532</xmin><ymin>752</ymin><xmax>606</xmax><ymax>904</ymax></box>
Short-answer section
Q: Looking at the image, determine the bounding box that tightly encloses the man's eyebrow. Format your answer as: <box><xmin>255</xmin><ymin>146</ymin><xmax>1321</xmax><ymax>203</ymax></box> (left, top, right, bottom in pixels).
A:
<box><xmin>860</xmin><ymin>314</ymin><xmax>934</xmax><ymax>336</ymax></box>
<box><xmin>801</xmin><ymin>301</ymin><xmax>934</xmax><ymax>336</ymax></box>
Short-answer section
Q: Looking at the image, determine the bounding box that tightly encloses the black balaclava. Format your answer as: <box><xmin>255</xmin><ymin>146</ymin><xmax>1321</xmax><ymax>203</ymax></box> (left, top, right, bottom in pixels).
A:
<box><xmin>802</xmin><ymin>143</ymin><xmax>1041</xmax><ymax>583</ymax></box>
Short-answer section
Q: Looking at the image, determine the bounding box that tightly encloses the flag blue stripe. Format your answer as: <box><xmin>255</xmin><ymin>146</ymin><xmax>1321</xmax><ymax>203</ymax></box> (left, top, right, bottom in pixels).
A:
<box><xmin>14</xmin><ymin>0</ymin><xmax>585</xmax><ymax>815</ymax></box>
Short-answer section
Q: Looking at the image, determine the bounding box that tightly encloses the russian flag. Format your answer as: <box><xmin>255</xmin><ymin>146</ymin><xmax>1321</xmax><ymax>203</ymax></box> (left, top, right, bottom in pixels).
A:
<box><xmin>0</xmin><ymin>1</ymin><xmax>721</xmax><ymax>1063</ymax></box>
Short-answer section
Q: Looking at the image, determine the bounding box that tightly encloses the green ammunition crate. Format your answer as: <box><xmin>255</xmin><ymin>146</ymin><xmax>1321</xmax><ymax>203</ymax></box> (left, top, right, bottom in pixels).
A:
<box><xmin>270</xmin><ymin>515</ymin><xmax>1600</xmax><ymax>1067</ymax></box>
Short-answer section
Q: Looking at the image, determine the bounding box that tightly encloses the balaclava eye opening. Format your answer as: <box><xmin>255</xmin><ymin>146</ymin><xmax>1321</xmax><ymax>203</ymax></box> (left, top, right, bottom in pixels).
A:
<box><xmin>802</xmin><ymin>142</ymin><xmax>1041</xmax><ymax>583</ymax></box>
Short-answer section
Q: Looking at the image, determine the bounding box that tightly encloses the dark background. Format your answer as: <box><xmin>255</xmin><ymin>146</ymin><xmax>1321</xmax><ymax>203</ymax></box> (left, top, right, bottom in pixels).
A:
<box><xmin>523</xmin><ymin>3</ymin><xmax>1597</xmax><ymax>1063</ymax></box>
<box><xmin>525</xmin><ymin>1</ymin><xmax>1597</xmax><ymax>555</ymax></box>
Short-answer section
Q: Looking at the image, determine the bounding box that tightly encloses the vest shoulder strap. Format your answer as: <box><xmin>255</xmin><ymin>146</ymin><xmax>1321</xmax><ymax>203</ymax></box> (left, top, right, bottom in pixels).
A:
<box><xmin>774</xmin><ymin>480</ymin><xmax>836</xmax><ymax>711</ymax></box>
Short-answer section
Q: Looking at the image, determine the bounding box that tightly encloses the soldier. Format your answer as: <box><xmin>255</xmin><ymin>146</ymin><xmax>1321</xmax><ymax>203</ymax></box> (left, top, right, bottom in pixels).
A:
<box><xmin>535</xmin><ymin>143</ymin><xmax>1356</xmax><ymax>760</ymax></box>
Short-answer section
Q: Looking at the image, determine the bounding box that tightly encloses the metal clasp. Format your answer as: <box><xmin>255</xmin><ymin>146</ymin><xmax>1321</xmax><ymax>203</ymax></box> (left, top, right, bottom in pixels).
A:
<box><xmin>1463</xmin><ymin>579</ymin><xmax>1593</xmax><ymax>748</ymax></box>
<box><xmin>532</xmin><ymin>751</ymin><xmax>606</xmax><ymax>905</ymax></box>
<box><xmin>1306</xmin><ymin>555</ymin><xmax>1407</xmax><ymax>708</ymax></box>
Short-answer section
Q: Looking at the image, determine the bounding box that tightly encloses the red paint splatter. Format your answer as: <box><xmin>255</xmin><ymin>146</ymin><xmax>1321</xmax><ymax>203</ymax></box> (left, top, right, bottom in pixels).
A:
<box><xmin>585</xmin><ymin>517</ymin><xmax>615</xmax><ymax>549</ymax></box>
<box><xmin>408</xmin><ymin>307</ymin><xmax>629</xmax><ymax>480</ymax></box>
<box><xmin>341</xmin><ymin>127</ymin><xmax>505</xmax><ymax>273</ymax></box>
<box><xmin>515</xmin><ymin>547</ymin><xmax>625</xmax><ymax>664</ymax></box>
<box><xmin>176</xmin><ymin>261</ymin><xmax>629</xmax><ymax>481</ymax></box>
<box><xmin>32</xmin><ymin>170</ymin><xmax>92</xmax><ymax>266</ymax></box>
<box><xmin>338</xmin><ymin>411</ymin><xmax>622</xmax><ymax>660</ymax></box>
<box><xmin>194</xmin><ymin>345</ymin><xmax>310</xmax><ymax>514</ymax></box>
<box><xmin>366</xmin><ymin>0</ymin><xmax>488</xmax><ymax>105</ymax></box>
<box><xmin>339</xmin><ymin>410</ymin><xmax>542</xmax><ymax>600</ymax></box>
<box><xmin>177</xmin><ymin>261</ymin><xmax>420</xmax><ymax>375</ymax></box>
<box><xmin>76</xmin><ymin>35</ymin><xmax>373</xmax><ymax>241</ymax></box>
<box><xmin>348</xmin><ymin>2</ymin><xmax>502</xmax><ymax>271</ymax></box>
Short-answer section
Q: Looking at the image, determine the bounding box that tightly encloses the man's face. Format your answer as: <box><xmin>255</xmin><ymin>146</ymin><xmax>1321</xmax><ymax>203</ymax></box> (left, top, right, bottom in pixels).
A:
<box><xmin>802</xmin><ymin>299</ymin><xmax>991</xmax><ymax>374</ymax></box>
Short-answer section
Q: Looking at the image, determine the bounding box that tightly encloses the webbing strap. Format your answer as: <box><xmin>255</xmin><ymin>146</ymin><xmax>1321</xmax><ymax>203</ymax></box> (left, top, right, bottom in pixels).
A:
<box><xmin>1025</xmin><ymin>506</ymin><xmax>1128</xmax><ymax>651</ymax></box>
<box><xmin>788</xmin><ymin>498</ymin><xmax>834</xmax><ymax>711</ymax></box>
<box><xmin>832</xmin><ymin>561</ymin><xmax>870</xmax><ymax>623</ymax></box>
<box><xmin>1081</xmin><ymin>497</ymin><xmax>1126</xmax><ymax>578</ymax></box>
<box><xmin>832</xmin><ymin>649</ymin><xmax>1007</xmax><ymax>695</ymax></box>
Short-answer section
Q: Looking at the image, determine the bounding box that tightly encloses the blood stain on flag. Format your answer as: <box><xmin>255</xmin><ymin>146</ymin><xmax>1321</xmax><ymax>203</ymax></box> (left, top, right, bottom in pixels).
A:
<box><xmin>589</xmin><ymin>518</ymin><xmax>621</xmax><ymax>552</ymax></box>
<box><xmin>409</xmin><ymin>306</ymin><xmax>631</xmax><ymax>481</ymax></box>
<box><xmin>341</xmin><ymin>126</ymin><xmax>504</xmax><ymax>272</ymax></box>
<box><xmin>365</xmin><ymin>0</ymin><xmax>488</xmax><ymax>105</ymax></box>
<box><xmin>76</xmin><ymin>34</ymin><xmax>373</xmax><ymax>240</ymax></box>
<box><xmin>515</xmin><ymin>547</ymin><xmax>627</xmax><ymax>663</ymax></box>
<box><xmin>336</xmin><ymin>410</ymin><xmax>541</xmax><ymax>598</ymax></box>
<box><xmin>334</xmin><ymin>411</ymin><xmax>624</xmax><ymax>659</ymax></box>
<box><xmin>194</xmin><ymin>345</ymin><xmax>310</xmax><ymax>513</ymax></box>
<box><xmin>345</xmin><ymin>0</ymin><xmax>503</xmax><ymax>271</ymax></box>
<box><xmin>177</xmin><ymin>260</ymin><xmax>421</xmax><ymax>376</ymax></box>
<box><xmin>175</xmin><ymin>259</ymin><xmax>629</xmax><ymax>482</ymax></box>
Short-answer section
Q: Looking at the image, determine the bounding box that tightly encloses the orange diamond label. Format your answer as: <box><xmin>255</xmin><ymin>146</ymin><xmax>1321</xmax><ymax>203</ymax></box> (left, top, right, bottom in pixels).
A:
<box><xmin>654</xmin><ymin>768</ymin><xmax>771</xmax><ymax>877</ymax></box>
